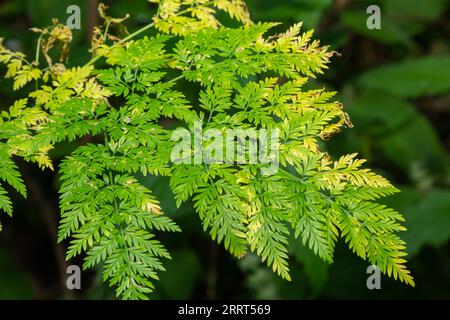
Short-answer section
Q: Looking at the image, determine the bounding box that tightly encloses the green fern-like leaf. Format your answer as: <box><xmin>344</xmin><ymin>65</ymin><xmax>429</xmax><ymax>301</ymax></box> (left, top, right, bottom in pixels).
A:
<box><xmin>0</xmin><ymin>0</ymin><xmax>416</xmax><ymax>299</ymax></box>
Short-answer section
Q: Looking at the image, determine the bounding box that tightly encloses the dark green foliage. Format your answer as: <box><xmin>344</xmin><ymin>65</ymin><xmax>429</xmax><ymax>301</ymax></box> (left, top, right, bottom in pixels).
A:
<box><xmin>0</xmin><ymin>0</ymin><xmax>431</xmax><ymax>299</ymax></box>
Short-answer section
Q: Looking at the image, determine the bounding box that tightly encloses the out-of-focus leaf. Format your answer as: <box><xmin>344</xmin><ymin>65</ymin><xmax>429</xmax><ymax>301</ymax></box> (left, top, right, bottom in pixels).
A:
<box><xmin>248</xmin><ymin>0</ymin><xmax>331</xmax><ymax>29</ymax></box>
<box><xmin>384</xmin><ymin>0</ymin><xmax>448</xmax><ymax>21</ymax></box>
<box><xmin>157</xmin><ymin>249</ymin><xmax>200</xmax><ymax>299</ymax></box>
<box><xmin>342</xmin><ymin>0</ymin><xmax>448</xmax><ymax>43</ymax></box>
<box><xmin>341</xmin><ymin>10</ymin><xmax>412</xmax><ymax>44</ymax></box>
<box><xmin>379</xmin><ymin>113</ymin><xmax>449</xmax><ymax>173</ymax></box>
<box><xmin>346</xmin><ymin>91</ymin><xmax>417</xmax><ymax>134</ymax></box>
<box><xmin>240</xmin><ymin>253</ymin><xmax>311</xmax><ymax>299</ymax></box>
<box><xmin>334</xmin><ymin>91</ymin><xmax>448</xmax><ymax>175</ymax></box>
<box><xmin>357</xmin><ymin>57</ymin><xmax>450</xmax><ymax>98</ymax></box>
<box><xmin>384</xmin><ymin>187</ymin><xmax>450</xmax><ymax>256</ymax></box>
<box><xmin>240</xmin><ymin>254</ymin><xmax>280</xmax><ymax>299</ymax></box>
<box><xmin>290</xmin><ymin>241</ymin><xmax>329</xmax><ymax>296</ymax></box>
<box><xmin>26</xmin><ymin>0</ymin><xmax>85</xmax><ymax>27</ymax></box>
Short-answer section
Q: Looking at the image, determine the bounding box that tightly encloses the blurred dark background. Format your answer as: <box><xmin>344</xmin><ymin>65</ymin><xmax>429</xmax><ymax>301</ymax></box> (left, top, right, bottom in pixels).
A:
<box><xmin>0</xmin><ymin>0</ymin><xmax>449</xmax><ymax>299</ymax></box>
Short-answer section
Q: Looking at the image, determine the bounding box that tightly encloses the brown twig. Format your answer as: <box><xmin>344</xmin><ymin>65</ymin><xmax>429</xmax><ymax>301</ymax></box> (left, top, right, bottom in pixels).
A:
<box><xmin>86</xmin><ymin>0</ymin><xmax>99</xmax><ymax>41</ymax></box>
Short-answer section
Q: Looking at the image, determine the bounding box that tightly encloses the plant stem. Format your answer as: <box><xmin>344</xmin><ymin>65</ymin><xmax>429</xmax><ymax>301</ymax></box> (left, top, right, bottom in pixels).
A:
<box><xmin>34</xmin><ymin>34</ymin><xmax>43</xmax><ymax>65</ymax></box>
<box><xmin>86</xmin><ymin>21</ymin><xmax>156</xmax><ymax>67</ymax></box>
<box><xmin>85</xmin><ymin>1</ymin><xmax>216</xmax><ymax>67</ymax></box>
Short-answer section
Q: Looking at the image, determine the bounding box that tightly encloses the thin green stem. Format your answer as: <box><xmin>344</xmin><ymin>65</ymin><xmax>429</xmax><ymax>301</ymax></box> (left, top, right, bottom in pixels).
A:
<box><xmin>86</xmin><ymin>21</ymin><xmax>156</xmax><ymax>67</ymax></box>
<box><xmin>103</xmin><ymin>20</ymin><xmax>112</xmax><ymax>43</ymax></box>
<box><xmin>34</xmin><ymin>33</ymin><xmax>44</xmax><ymax>65</ymax></box>
<box><xmin>85</xmin><ymin>1</ymin><xmax>216</xmax><ymax>67</ymax></box>
<box><xmin>206</xmin><ymin>108</ymin><xmax>214</xmax><ymax>126</ymax></box>
<box><xmin>166</xmin><ymin>74</ymin><xmax>184</xmax><ymax>85</ymax></box>
<box><xmin>106</xmin><ymin>141</ymin><xmax>141</xmax><ymax>293</ymax></box>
